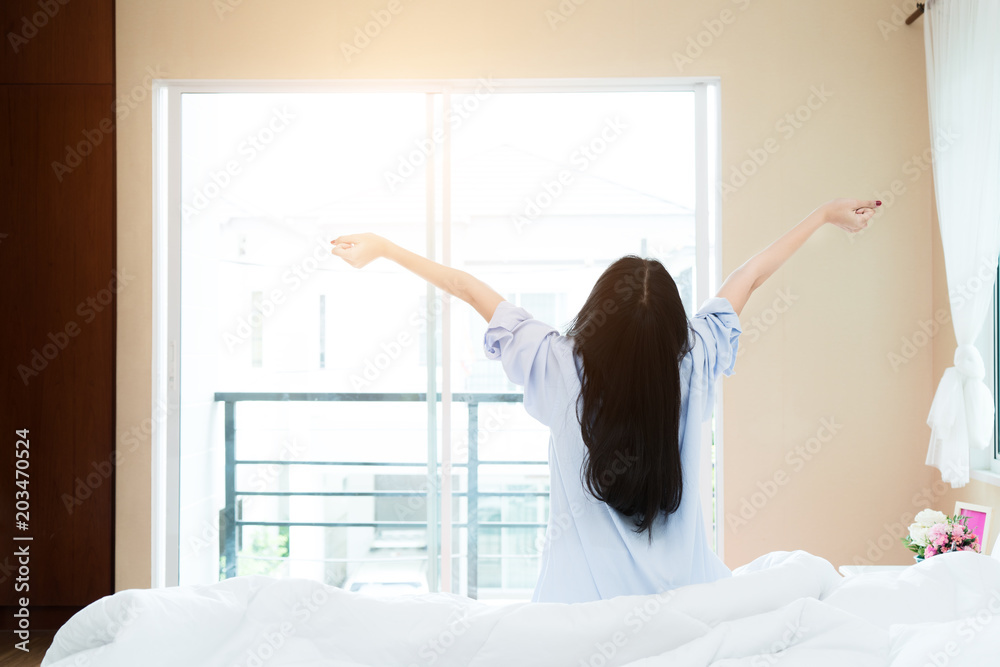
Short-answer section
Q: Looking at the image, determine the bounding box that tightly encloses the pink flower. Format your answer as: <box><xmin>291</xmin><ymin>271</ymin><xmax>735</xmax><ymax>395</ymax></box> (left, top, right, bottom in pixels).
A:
<box><xmin>926</xmin><ymin>544</ymin><xmax>938</xmax><ymax>557</ymax></box>
<box><xmin>929</xmin><ymin>524</ymin><xmax>949</xmax><ymax>542</ymax></box>
<box><xmin>963</xmin><ymin>546</ymin><xmax>977</xmax><ymax>552</ymax></box>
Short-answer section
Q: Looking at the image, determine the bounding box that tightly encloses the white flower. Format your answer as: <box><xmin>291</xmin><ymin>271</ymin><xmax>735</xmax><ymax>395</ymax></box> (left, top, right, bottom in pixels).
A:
<box><xmin>914</xmin><ymin>509</ymin><xmax>948</xmax><ymax>527</ymax></box>
<box><xmin>907</xmin><ymin>523</ymin><xmax>930</xmax><ymax>546</ymax></box>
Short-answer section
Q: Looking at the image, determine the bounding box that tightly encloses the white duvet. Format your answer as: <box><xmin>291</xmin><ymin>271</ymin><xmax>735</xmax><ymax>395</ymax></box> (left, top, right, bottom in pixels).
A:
<box><xmin>42</xmin><ymin>551</ymin><xmax>1000</xmax><ymax>666</ymax></box>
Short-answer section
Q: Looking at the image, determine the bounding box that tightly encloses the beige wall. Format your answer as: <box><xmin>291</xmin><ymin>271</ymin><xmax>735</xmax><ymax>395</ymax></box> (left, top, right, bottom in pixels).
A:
<box><xmin>116</xmin><ymin>0</ymin><xmax>950</xmax><ymax>590</ymax></box>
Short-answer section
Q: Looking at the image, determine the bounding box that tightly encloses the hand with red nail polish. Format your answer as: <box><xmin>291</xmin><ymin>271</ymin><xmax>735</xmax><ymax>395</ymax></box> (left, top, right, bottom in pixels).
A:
<box><xmin>821</xmin><ymin>198</ymin><xmax>880</xmax><ymax>233</ymax></box>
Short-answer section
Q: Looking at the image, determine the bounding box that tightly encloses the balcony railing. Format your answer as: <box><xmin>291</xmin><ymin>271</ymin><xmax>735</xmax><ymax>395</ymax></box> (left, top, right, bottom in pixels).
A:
<box><xmin>214</xmin><ymin>391</ymin><xmax>547</xmax><ymax>599</ymax></box>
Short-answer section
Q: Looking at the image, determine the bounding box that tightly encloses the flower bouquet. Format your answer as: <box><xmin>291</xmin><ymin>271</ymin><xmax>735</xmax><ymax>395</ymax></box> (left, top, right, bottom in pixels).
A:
<box><xmin>903</xmin><ymin>509</ymin><xmax>981</xmax><ymax>561</ymax></box>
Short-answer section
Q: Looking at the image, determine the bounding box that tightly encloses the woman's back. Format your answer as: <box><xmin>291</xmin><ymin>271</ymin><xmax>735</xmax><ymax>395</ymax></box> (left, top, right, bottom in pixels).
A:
<box><xmin>483</xmin><ymin>296</ymin><xmax>741</xmax><ymax>602</ymax></box>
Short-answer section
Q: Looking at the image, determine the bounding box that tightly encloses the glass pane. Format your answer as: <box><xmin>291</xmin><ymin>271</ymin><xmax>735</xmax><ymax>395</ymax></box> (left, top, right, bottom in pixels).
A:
<box><xmin>448</xmin><ymin>91</ymin><xmax>697</xmax><ymax>598</ymax></box>
<box><xmin>178</xmin><ymin>92</ymin><xmax>431</xmax><ymax>587</ymax></box>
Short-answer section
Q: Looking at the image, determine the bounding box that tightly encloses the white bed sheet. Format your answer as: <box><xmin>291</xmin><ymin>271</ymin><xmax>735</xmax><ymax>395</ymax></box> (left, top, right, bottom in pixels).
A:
<box><xmin>41</xmin><ymin>550</ymin><xmax>1000</xmax><ymax>666</ymax></box>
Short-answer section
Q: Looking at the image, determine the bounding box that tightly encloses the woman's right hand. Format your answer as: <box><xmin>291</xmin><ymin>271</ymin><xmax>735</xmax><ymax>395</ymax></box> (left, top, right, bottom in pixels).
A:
<box><xmin>821</xmin><ymin>198</ymin><xmax>881</xmax><ymax>233</ymax></box>
<box><xmin>330</xmin><ymin>233</ymin><xmax>390</xmax><ymax>269</ymax></box>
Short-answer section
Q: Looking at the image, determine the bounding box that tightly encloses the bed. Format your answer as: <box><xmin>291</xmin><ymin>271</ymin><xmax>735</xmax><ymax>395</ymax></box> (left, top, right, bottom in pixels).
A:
<box><xmin>42</xmin><ymin>550</ymin><xmax>1000</xmax><ymax>666</ymax></box>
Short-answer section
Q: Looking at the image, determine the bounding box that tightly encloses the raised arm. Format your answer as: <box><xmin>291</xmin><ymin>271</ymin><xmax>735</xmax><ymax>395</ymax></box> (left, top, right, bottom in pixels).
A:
<box><xmin>331</xmin><ymin>233</ymin><xmax>505</xmax><ymax>322</ymax></box>
<box><xmin>717</xmin><ymin>198</ymin><xmax>880</xmax><ymax>316</ymax></box>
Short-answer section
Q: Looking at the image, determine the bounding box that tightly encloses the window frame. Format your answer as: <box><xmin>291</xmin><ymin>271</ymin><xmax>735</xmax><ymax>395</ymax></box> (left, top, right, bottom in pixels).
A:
<box><xmin>152</xmin><ymin>77</ymin><xmax>723</xmax><ymax>590</ymax></box>
<box><xmin>969</xmin><ymin>263</ymin><xmax>1000</xmax><ymax>483</ymax></box>
<box><xmin>992</xmin><ymin>266</ymin><xmax>1000</xmax><ymax>468</ymax></box>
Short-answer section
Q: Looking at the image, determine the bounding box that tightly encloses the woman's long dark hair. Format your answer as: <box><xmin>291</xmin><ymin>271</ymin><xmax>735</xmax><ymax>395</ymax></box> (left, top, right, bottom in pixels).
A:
<box><xmin>567</xmin><ymin>256</ymin><xmax>690</xmax><ymax>538</ymax></box>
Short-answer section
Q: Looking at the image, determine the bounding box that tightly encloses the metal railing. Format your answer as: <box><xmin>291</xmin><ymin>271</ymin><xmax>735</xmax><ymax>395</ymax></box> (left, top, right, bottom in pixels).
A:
<box><xmin>214</xmin><ymin>392</ymin><xmax>547</xmax><ymax>598</ymax></box>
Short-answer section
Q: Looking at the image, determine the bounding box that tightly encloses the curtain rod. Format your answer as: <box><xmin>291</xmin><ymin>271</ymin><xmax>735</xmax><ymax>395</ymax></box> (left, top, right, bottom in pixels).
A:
<box><xmin>906</xmin><ymin>3</ymin><xmax>925</xmax><ymax>25</ymax></box>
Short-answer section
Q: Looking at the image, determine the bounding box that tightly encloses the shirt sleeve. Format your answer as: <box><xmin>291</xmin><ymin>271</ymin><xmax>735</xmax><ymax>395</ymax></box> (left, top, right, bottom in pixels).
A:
<box><xmin>688</xmin><ymin>296</ymin><xmax>742</xmax><ymax>421</ymax></box>
<box><xmin>483</xmin><ymin>301</ymin><xmax>565</xmax><ymax>426</ymax></box>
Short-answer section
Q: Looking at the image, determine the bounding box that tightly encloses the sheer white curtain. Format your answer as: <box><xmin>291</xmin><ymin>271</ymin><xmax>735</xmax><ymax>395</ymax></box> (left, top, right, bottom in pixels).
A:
<box><xmin>924</xmin><ymin>0</ymin><xmax>1000</xmax><ymax>487</ymax></box>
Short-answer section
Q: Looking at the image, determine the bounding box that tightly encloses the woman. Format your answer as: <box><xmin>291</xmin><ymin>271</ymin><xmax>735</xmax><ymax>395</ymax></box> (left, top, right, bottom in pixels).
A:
<box><xmin>331</xmin><ymin>197</ymin><xmax>879</xmax><ymax>602</ymax></box>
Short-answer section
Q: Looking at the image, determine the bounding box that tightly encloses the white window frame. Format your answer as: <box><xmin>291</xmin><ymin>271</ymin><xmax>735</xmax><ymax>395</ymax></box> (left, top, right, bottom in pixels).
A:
<box><xmin>971</xmin><ymin>268</ymin><xmax>1000</xmax><ymax>484</ymax></box>
<box><xmin>151</xmin><ymin>77</ymin><xmax>723</xmax><ymax>589</ymax></box>
<box><xmin>961</xmin><ymin>266</ymin><xmax>1000</xmax><ymax>486</ymax></box>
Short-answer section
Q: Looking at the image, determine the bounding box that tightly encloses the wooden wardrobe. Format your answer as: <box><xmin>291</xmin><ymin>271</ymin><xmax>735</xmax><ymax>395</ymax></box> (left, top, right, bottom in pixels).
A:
<box><xmin>1</xmin><ymin>0</ymin><xmax>116</xmax><ymax>631</ymax></box>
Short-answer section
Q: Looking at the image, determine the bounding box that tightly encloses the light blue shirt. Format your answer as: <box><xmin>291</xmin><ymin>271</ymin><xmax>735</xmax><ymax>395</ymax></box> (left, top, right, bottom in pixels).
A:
<box><xmin>483</xmin><ymin>297</ymin><xmax>741</xmax><ymax>603</ymax></box>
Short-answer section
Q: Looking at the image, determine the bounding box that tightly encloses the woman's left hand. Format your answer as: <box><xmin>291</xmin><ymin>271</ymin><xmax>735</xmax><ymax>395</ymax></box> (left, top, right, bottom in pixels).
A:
<box><xmin>331</xmin><ymin>233</ymin><xmax>389</xmax><ymax>269</ymax></box>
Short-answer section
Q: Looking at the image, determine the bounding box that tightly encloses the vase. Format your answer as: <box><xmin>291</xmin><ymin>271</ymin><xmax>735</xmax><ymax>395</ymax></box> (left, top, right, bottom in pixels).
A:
<box><xmin>914</xmin><ymin>555</ymin><xmax>925</xmax><ymax>563</ymax></box>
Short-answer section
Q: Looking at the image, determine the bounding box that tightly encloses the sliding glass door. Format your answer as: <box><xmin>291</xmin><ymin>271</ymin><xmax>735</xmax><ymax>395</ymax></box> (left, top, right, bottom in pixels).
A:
<box><xmin>162</xmin><ymin>80</ymin><xmax>718</xmax><ymax>598</ymax></box>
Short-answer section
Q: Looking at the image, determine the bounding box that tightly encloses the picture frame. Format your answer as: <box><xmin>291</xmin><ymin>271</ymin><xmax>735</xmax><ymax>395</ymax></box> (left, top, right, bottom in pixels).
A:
<box><xmin>954</xmin><ymin>502</ymin><xmax>993</xmax><ymax>553</ymax></box>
